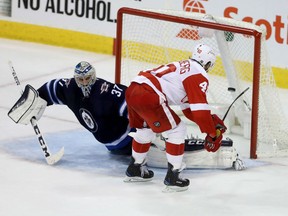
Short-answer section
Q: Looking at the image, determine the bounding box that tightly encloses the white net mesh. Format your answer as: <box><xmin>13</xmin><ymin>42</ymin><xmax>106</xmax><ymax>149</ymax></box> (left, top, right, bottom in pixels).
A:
<box><xmin>117</xmin><ymin>8</ymin><xmax>288</xmax><ymax>158</ymax></box>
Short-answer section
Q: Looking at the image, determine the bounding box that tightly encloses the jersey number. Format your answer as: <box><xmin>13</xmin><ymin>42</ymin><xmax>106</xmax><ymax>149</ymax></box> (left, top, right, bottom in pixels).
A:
<box><xmin>199</xmin><ymin>81</ymin><xmax>208</xmax><ymax>93</ymax></box>
<box><xmin>111</xmin><ymin>84</ymin><xmax>123</xmax><ymax>97</ymax></box>
<box><xmin>152</xmin><ymin>60</ymin><xmax>191</xmax><ymax>78</ymax></box>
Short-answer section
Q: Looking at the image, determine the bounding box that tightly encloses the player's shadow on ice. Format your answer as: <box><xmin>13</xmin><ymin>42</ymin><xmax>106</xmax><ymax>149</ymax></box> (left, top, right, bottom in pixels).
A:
<box><xmin>0</xmin><ymin>128</ymin><xmax>267</xmax><ymax>177</ymax></box>
<box><xmin>0</xmin><ymin>129</ymin><xmax>131</xmax><ymax>176</ymax></box>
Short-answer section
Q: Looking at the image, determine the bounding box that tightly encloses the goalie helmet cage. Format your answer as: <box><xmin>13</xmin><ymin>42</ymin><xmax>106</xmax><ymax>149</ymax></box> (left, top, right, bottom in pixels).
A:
<box><xmin>115</xmin><ymin>7</ymin><xmax>288</xmax><ymax>159</ymax></box>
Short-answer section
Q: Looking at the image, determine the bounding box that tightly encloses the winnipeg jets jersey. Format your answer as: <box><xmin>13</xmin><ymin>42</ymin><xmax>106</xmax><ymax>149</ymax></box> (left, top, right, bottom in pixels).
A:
<box><xmin>37</xmin><ymin>78</ymin><xmax>131</xmax><ymax>150</ymax></box>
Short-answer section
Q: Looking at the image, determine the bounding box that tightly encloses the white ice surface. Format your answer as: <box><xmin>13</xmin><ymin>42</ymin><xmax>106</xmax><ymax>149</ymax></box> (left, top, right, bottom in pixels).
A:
<box><xmin>1</xmin><ymin>38</ymin><xmax>288</xmax><ymax>216</ymax></box>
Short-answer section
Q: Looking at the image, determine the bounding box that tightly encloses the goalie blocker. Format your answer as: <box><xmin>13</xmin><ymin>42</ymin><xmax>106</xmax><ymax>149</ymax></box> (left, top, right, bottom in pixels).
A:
<box><xmin>147</xmin><ymin>136</ymin><xmax>245</xmax><ymax>171</ymax></box>
<box><xmin>8</xmin><ymin>84</ymin><xmax>47</xmax><ymax>125</ymax></box>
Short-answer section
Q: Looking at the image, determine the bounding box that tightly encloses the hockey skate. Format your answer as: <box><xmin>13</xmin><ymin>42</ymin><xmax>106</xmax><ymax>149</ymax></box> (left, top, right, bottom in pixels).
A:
<box><xmin>232</xmin><ymin>154</ymin><xmax>246</xmax><ymax>171</ymax></box>
<box><xmin>163</xmin><ymin>163</ymin><xmax>190</xmax><ymax>193</ymax></box>
<box><xmin>124</xmin><ymin>157</ymin><xmax>154</xmax><ymax>182</ymax></box>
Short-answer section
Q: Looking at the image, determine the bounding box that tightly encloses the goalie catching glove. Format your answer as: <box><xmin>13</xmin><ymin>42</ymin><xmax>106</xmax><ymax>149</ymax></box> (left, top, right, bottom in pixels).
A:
<box><xmin>205</xmin><ymin>114</ymin><xmax>227</xmax><ymax>152</ymax></box>
<box><xmin>8</xmin><ymin>84</ymin><xmax>47</xmax><ymax>125</ymax></box>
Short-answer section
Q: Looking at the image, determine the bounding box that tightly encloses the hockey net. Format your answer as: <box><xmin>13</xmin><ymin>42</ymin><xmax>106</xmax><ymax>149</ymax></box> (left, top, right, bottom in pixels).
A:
<box><xmin>115</xmin><ymin>7</ymin><xmax>288</xmax><ymax>159</ymax></box>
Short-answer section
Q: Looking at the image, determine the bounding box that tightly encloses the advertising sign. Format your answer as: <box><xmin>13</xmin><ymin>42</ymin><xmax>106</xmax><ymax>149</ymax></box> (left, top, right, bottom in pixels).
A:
<box><xmin>11</xmin><ymin>0</ymin><xmax>288</xmax><ymax>68</ymax></box>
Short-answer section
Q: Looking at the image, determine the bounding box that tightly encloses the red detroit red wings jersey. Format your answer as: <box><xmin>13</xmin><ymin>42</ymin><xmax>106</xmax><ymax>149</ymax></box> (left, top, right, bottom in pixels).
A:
<box><xmin>131</xmin><ymin>59</ymin><xmax>215</xmax><ymax>134</ymax></box>
<box><xmin>133</xmin><ymin>59</ymin><xmax>209</xmax><ymax>108</ymax></box>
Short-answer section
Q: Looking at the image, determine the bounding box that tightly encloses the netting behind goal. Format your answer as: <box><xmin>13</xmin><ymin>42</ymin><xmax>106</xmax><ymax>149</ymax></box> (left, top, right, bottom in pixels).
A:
<box><xmin>115</xmin><ymin>7</ymin><xmax>288</xmax><ymax>159</ymax></box>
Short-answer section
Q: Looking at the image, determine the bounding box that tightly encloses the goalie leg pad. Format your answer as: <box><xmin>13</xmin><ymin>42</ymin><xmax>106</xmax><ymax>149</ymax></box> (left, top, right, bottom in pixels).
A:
<box><xmin>8</xmin><ymin>84</ymin><xmax>47</xmax><ymax>125</ymax></box>
<box><xmin>147</xmin><ymin>137</ymin><xmax>242</xmax><ymax>169</ymax></box>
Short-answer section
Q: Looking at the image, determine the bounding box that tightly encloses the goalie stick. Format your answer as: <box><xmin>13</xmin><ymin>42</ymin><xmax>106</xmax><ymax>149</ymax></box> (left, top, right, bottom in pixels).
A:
<box><xmin>8</xmin><ymin>60</ymin><xmax>64</xmax><ymax>165</ymax></box>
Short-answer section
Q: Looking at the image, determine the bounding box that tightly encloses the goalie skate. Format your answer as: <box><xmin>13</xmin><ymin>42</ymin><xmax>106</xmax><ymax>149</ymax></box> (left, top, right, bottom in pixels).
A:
<box><xmin>232</xmin><ymin>155</ymin><xmax>246</xmax><ymax>171</ymax></box>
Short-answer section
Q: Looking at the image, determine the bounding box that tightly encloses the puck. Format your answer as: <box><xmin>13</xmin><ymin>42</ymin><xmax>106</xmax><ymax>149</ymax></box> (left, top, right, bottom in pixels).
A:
<box><xmin>228</xmin><ymin>87</ymin><xmax>236</xmax><ymax>92</ymax></box>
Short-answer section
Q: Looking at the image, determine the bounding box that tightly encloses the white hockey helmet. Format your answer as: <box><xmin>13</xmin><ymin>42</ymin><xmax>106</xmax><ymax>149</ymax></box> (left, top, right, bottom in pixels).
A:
<box><xmin>74</xmin><ymin>61</ymin><xmax>96</xmax><ymax>97</ymax></box>
<box><xmin>192</xmin><ymin>44</ymin><xmax>216</xmax><ymax>72</ymax></box>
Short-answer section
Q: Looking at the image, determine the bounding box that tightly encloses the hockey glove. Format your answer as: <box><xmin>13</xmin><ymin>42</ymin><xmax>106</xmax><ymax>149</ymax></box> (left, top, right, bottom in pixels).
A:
<box><xmin>204</xmin><ymin>130</ymin><xmax>223</xmax><ymax>152</ymax></box>
<box><xmin>204</xmin><ymin>114</ymin><xmax>226</xmax><ymax>152</ymax></box>
<box><xmin>211</xmin><ymin>114</ymin><xmax>227</xmax><ymax>134</ymax></box>
<box><xmin>8</xmin><ymin>84</ymin><xmax>47</xmax><ymax>125</ymax></box>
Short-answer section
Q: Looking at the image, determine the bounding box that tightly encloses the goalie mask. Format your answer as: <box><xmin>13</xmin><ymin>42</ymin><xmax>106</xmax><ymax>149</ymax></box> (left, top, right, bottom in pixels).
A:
<box><xmin>192</xmin><ymin>44</ymin><xmax>216</xmax><ymax>72</ymax></box>
<box><xmin>74</xmin><ymin>61</ymin><xmax>96</xmax><ymax>97</ymax></box>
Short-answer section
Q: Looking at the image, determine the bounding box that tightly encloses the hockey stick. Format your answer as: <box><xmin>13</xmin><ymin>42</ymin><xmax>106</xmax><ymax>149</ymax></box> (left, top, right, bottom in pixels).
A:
<box><xmin>222</xmin><ymin>87</ymin><xmax>250</xmax><ymax>121</ymax></box>
<box><xmin>151</xmin><ymin>87</ymin><xmax>250</xmax><ymax>152</ymax></box>
<box><xmin>8</xmin><ymin>60</ymin><xmax>64</xmax><ymax>165</ymax></box>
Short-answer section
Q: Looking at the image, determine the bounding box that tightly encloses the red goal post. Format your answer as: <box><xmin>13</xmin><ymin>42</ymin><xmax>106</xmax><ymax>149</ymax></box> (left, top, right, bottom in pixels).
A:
<box><xmin>115</xmin><ymin>7</ymin><xmax>288</xmax><ymax>159</ymax></box>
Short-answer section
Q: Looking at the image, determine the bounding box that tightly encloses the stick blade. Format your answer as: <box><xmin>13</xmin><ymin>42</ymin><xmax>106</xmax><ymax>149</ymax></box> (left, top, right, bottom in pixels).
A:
<box><xmin>46</xmin><ymin>147</ymin><xmax>64</xmax><ymax>165</ymax></box>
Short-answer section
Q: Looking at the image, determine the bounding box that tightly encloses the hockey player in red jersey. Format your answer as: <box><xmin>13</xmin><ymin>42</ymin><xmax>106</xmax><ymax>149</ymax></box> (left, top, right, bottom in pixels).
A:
<box><xmin>124</xmin><ymin>44</ymin><xmax>227</xmax><ymax>192</ymax></box>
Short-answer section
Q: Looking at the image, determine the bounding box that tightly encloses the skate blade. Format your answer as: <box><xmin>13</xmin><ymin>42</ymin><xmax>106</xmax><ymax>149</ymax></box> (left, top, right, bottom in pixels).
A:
<box><xmin>162</xmin><ymin>185</ymin><xmax>189</xmax><ymax>193</ymax></box>
<box><xmin>123</xmin><ymin>176</ymin><xmax>153</xmax><ymax>183</ymax></box>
